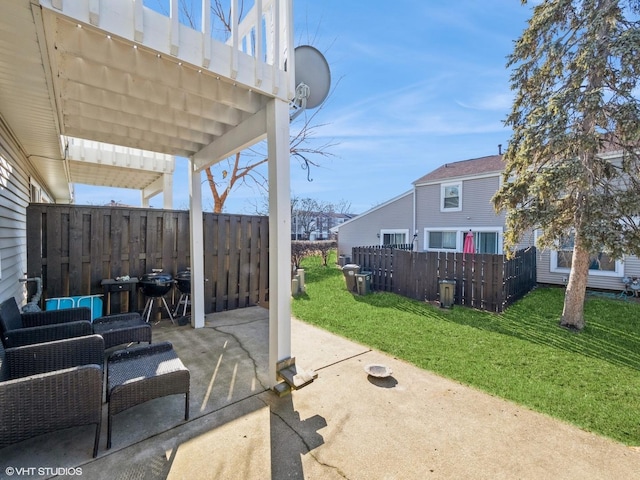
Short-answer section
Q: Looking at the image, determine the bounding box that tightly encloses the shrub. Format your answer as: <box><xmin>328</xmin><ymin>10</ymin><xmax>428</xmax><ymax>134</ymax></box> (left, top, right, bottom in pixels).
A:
<box><xmin>291</xmin><ymin>240</ymin><xmax>337</xmax><ymax>270</ymax></box>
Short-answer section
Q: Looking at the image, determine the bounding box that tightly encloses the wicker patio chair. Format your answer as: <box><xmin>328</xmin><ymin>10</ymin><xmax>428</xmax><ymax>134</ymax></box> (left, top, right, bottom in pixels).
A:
<box><xmin>92</xmin><ymin>312</ymin><xmax>152</xmax><ymax>349</ymax></box>
<box><xmin>0</xmin><ymin>334</ymin><xmax>105</xmax><ymax>457</ymax></box>
<box><xmin>0</xmin><ymin>297</ymin><xmax>92</xmax><ymax>348</ymax></box>
<box><xmin>106</xmin><ymin>341</ymin><xmax>190</xmax><ymax>449</ymax></box>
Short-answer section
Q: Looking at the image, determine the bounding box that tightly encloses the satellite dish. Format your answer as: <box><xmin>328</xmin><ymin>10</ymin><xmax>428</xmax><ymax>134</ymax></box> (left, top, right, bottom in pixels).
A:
<box><xmin>290</xmin><ymin>45</ymin><xmax>331</xmax><ymax>121</ymax></box>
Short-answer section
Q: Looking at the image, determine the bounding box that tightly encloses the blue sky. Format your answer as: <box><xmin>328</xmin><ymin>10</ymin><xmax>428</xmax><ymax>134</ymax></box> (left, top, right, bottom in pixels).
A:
<box><xmin>74</xmin><ymin>0</ymin><xmax>536</xmax><ymax>214</ymax></box>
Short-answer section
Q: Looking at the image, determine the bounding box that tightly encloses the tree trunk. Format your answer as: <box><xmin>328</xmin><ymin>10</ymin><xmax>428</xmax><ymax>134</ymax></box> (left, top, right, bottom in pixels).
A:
<box><xmin>560</xmin><ymin>241</ymin><xmax>590</xmax><ymax>331</ymax></box>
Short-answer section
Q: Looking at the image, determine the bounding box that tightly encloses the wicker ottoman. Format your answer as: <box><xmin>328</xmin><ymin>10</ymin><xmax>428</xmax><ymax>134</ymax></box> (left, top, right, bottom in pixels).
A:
<box><xmin>106</xmin><ymin>341</ymin><xmax>190</xmax><ymax>449</ymax></box>
<box><xmin>92</xmin><ymin>313</ymin><xmax>152</xmax><ymax>349</ymax></box>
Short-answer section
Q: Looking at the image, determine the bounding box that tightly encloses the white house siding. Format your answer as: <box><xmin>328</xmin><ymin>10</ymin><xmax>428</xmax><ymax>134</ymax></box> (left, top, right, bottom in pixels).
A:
<box><xmin>415</xmin><ymin>175</ymin><xmax>506</xmax><ymax>252</ymax></box>
<box><xmin>0</xmin><ymin>122</ymin><xmax>34</xmax><ymax>305</ymax></box>
<box><xmin>336</xmin><ymin>192</ymin><xmax>413</xmax><ymax>257</ymax></box>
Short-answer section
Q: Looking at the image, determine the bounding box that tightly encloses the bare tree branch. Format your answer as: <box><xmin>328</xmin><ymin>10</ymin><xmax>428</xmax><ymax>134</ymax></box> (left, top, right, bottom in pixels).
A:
<box><xmin>176</xmin><ymin>0</ymin><xmax>337</xmax><ymax>213</ymax></box>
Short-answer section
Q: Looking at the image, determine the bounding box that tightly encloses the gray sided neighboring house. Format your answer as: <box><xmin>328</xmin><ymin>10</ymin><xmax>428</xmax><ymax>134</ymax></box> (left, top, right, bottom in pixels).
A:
<box><xmin>335</xmin><ymin>154</ymin><xmax>640</xmax><ymax>293</ymax></box>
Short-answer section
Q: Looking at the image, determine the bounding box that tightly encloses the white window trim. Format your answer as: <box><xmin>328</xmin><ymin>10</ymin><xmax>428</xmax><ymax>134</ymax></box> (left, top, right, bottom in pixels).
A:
<box><xmin>29</xmin><ymin>177</ymin><xmax>43</xmax><ymax>203</ymax></box>
<box><xmin>424</xmin><ymin>227</ymin><xmax>504</xmax><ymax>254</ymax></box>
<box><xmin>440</xmin><ymin>181</ymin><xmax>462</xmax><ymax>212</ymax></box>
<box><xmin>550</xmin><ymin>251</ymin><xmax>624</xmax><ymax>277</ymax></box>
<box><xmin>379</xmin><ymin>229</ymin><xmax>410</xmax><ymax>246</ymax></box>
<box><xmin>424</xmin><ymin>229</ymin><xmax>460</xmax><ymax>252</ymax></box>
<box><xmin>472</xmin><ymin>229</ymin><xmax>503</xmax><ymax>255</ymax></box>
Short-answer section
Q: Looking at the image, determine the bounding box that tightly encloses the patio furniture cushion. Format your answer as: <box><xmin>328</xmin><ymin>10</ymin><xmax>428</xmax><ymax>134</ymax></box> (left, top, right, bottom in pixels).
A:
<box><xmin>0</xmin><ymin>335</ymin><xmax>105</xmax><ymax>457</ymax></box>
<box><xmin>92</xmin><ymin>312</ymin><xmax>152</xmax><ymax>349</ymax></box>
<box><xmin>0</xmin><ymin>297</ymin><xmax>92</xmax><ymax>348</ymax></box>
<box><xmin>5</xmin><ymin>334</ymin><xmax>105</xmax><ymax>378</ymax></box>
<box><xmin>106</xmin><ymin>341</ymin><xmax>190</xmax><ymax>449</ymax></box>
<box><xmin>0</xmin><ymin>297</ymin><xmax>22</xmax><ymax>331</ymax></box>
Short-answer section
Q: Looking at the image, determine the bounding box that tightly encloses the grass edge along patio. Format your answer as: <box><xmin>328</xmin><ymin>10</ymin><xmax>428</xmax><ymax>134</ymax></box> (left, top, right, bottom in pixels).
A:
<box><xmin>293</xmin><ymin>253</ymin><xmax>640</xmax><ymax>446</ymax></box>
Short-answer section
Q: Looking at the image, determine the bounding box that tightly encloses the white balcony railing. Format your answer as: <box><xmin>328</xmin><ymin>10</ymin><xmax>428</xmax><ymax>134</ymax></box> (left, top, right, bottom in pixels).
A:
<box><xmin>45</xmin><ymin>0</ymin><xmax>294</xmax><ymax>99</ymax></box>
<box><xmin>65</xmin><ymin>137</ymin><xmax>175</xmax><ymax>172</ymax></box>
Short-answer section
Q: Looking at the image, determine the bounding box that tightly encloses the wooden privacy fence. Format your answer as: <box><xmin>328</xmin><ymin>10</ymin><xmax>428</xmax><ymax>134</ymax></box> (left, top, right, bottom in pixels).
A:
<box><xmin>26</xmin><ymin>204</ymin><xmax>269</xmax><ymax>314</ymax></box>
<box><xmin>351</xmin><ymin>246</ymin><xmax>537</xmax><ymax>312</ymax></box>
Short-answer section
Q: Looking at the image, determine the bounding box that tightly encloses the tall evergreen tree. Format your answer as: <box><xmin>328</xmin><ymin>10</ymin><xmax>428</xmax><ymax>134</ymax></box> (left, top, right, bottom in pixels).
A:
<box><xmin>493</xmin><ymin>0</ymin><xmax>640</xmax><ymax>330</ymax></box>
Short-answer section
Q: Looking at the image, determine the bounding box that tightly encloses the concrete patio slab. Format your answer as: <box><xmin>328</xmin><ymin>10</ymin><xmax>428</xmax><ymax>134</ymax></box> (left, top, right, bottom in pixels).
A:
<box><xmin>1</xmin><ymin>306</ymin><xmax>639</xmax><ymax>479</ymax></box>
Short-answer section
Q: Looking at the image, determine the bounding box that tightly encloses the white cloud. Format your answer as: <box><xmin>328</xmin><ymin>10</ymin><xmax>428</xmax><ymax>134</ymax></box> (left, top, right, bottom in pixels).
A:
<box><xmin>456</xmin><ymin>92</ymin><xmax>514</xmax><ymax>112</ymax></box>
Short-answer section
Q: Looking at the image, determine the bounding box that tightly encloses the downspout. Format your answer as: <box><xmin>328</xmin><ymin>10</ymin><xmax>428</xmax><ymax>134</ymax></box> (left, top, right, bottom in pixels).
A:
<box><xmin>412</xmin><ymin>186</ymin><xmax>417</xmax><ymax>250</ymax></box>
<box><xmin>19</xmin><ymin>277</ymin><xmax>42</xmax><ymax>312</ymax></box>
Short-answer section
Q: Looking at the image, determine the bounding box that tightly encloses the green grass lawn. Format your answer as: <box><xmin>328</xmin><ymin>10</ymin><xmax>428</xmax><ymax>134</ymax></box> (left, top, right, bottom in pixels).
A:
<box><xmin>292</xmin><ymin>253</ymin><xmax>640</xmax><ymax>445</ymax></box>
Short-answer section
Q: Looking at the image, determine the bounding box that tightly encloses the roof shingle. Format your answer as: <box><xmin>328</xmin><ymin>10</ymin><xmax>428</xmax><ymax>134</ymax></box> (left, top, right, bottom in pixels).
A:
<box><xmin>413</xmin><ymin>155</ymin><xmax>505</xmax><ymax>185</ymax></box>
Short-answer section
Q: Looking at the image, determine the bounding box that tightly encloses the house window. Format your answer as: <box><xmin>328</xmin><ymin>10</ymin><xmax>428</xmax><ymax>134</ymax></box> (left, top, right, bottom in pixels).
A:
<box><xmin>425</xmin><ymin>228</ymin><xmax>502</xmax><ymax>253</ymax></box>
<box><xmin>475</xmin><ymin>232</ymin><xmax>498</xmax><ymax>254</ymax></box>
<box><xmin>30</xmin><ymin>178</ymin><xmax>42</xmax><ymax>203</ymax></box>
<box><xmin>551</xmin><ymin>236</ymin><xmax>622</xmax><ymax>277</ymax></box>
<box><xmin>441</xmin><ymin>182</ymin><xmax>462</xmax><ymax>212</ymax></box>
<box><xmin>380</xmin><ymin>229</ymin><xmax>409</xmax><ymax>247</ymax></box>
<box><xmin>428</xmin><ymin>231</ymin><xmax>457</xmax><ymax>250</ymax></box>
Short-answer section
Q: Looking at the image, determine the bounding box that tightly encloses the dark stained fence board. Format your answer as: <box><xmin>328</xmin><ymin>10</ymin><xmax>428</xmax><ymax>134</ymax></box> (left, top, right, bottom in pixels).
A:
<box><xmin>459</xmin><ymin>255</ymin><xmax>471</xmax><ymax>307</ymax></box>
<box><xmin>203</xmin><ymin>212</ymin><xmax>216</xmax><ymax>313</ymax></box>
<box><xmin>90</xmin><ymin>209</ymin><xmax>104</xmax><ymax>298</ymax></box>
<box><xmin>353</xmin><ymin>246</ymin><xmax>396</xmax><ymax>293</ymax></box>
<box><xmin>228</xmin><ymin>216</ymin><xmax>240</xmax><ymax>309</ymax></box>
<box><xmin>110</xmin><ymin>209</ymin><xmax>124</xmax><ymax>278</ymax></box>
<box><xmin>425</xmin><ymin>252</ymin><xmax>438</xmax><ymax>300</ymax></box>
<box><xmin>176</xmin><ymin>212</ymin><xmax>190</xmax><ymax>269</ymax></box>
<box><xmin>128</xmin><ymin>211</ymin><xmax>143</xmax><ymax>310</ymax></box>
<box><xmin>111</xmin><ymin>210</ymin><xmax>127</xmax><ymax>313</ymax></box>
<box><xmin>145</xmin><ymin>212</ymin><xmax>158</xmax><ymax>270</ymax></box>
<box><xmin>161</xmin><ymin>212</ymin><xmax>176</xmax><ymax>305</ymax></box>
<box><xmin>473</xmin><ymin>255</ymin><xmax>485</xmax><ymax>310</ymax></box>
<box><xmin>392</xmin><ymin>249</ymin><xmax>410</xmax><ymax>298</ymax></box>
<box><xmin>162</xmin><ymin>211</ymin><xmax>177</xmax><ymax>276</ymax></box>
<box><xmin>26</xmin><ymin>205</ymin><xmax>268</xmax><ymax>316</ymax></box>
<box><xmin>238</xmin><ymin>215</ymin><xmax>250</xmax><ymax>308</ymax></box>
<box><xmin>259</xmin><ymin>217</ymin><xmax>269</xmax><ymax>306</ymax></box>
<box><xmin>68</xmin><ymin>208</ymin><xmax>83</xmax><ymax>295</ymax></box>
<box><xmin>215</xmin><ymin>215</ymin><xmax>228</xmax><ymax>311</ymax></box>
<box><xmin>353</xmin><ymin>246</ymin><xmax>537</xmax><ymax>313</ymax></box>
<box><xmin>45</xmin><ymin>208</ymin><xmax>63</xmax><ymax>298</ymax></box>
<box><xmin>421</xmin><ymin>253</ymin><xmax>432</xmax><ymax>301</ymax></box>
<box><xmin>454</xmin><ymin>255</ymin><xmax>466</xmax><ymax>307</ymax></box>
<box><xmin>249</xmin><ymin>218</ymin><xmax>259</xmax><ymax>306</ymax></box>
<box><xmin>490</xmin><ymin>255</ymin><xmax>505</xmax><ymax>312</ymax></box>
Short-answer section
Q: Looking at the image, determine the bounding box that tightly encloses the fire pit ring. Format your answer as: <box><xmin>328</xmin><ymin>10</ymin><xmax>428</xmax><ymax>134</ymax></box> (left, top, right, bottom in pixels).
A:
<box><xmin>364</xmin><ymin>364</ymin><xmax>393</xmax><ymax>378</ymax></box>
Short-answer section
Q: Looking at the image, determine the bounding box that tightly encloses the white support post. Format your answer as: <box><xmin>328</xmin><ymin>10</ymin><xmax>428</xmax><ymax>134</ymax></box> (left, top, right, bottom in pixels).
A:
<box><xmin>230</xmin><ymin>0</ymin><xmax>239</xmax><ymax>78</ymax></box>
<box><xmin>189</xmin><ymin>158</ymin><xmax>205</xmax><ymax>329</ymax></box>
<box><xmin>133</xmin><ymin>0</ymin><xmax>144</xmax><ymax>43</ymax></box>
<box><xmin>283</xmin><ymin>0</ymin><xmax>294</xmax><ymax>99</ymax></box>
<box><xmin>169</xmin><ymin>0</ymin><xmax>180</xmax><ymax>56</ymax></box>
<box><xmin>202</xmin><ymin>0</ymin><xmax>211</xmax><ymax>68</ymax></box>
<box><xmin>255</xmin><ymin>0</ymin><xmax>263</xmax><ymax>86</ymax></box>
<box><xmin>163</xmin><ymin>172</ymin><xmax>173</xmax><ymax>209</ymax></box>
<box><xmin>89</xmin><ymin>0</ymin><xmax>99</xmax><ymax>25</ymax></box>
<box><xmin>267</xmin><ymin>98</ymin><xmax>291</xmax><ymax>387</ymax></box>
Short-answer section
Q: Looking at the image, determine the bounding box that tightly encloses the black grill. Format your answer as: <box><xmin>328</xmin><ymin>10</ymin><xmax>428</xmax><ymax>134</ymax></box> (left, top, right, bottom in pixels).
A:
<box><xmin>173</xmin><ymin>269</ymin><xmax>191</xmax><ymax>321</ymax></box>
<box><xmin>175</xmin><ymin>269</ymin><xmax>191</xmax><ymax>294</ymax></box>
<box><xmin>139</xmin><ymin>271</ymin><xmax>174</xmax><ymax>297</ymax></box>
<box><xmin>140</xmin><ymin>270</ymin><xmax>174</xmax><ymax>324</ymax></box>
